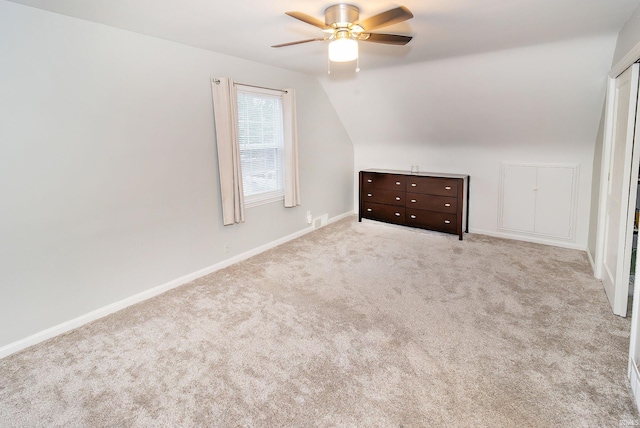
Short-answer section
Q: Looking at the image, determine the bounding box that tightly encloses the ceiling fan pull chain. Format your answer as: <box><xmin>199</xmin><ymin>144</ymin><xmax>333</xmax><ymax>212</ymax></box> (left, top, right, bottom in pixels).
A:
<box><xmin>356</xmin><ymin>55</ymin><xmax>360</xmax><ymax>73</ymax></box>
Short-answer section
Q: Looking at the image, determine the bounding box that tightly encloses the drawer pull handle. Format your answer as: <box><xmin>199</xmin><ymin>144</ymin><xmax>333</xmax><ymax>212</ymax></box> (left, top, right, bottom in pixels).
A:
<box><xmin>411</xmin><ymin>183</ymin><xmax>417</xmax><ymax>187</ymax></box>
<box><xmin>367</xmin><ymin>208</ymin><xmax>372</xmax><ymax>212</ymax></box>
<box><xmin>445</xmin><ymin>186</ymin><xmax>451</xmax><ymax>190</ymax></box>
<box><xmin>410</xmin><ymin>215</ymin><xmax>416</xmax><ymax>219</ymax></box>
<box><xmin>367</xmin><ymin>193</ymin><xmax>372</xmax><ymax>197</ymax></box>
<box><xmin>396</xmin><ymin>181</ymin><xmax>401</xmax><ymax>185</ymax></box>
<box><xmin>395</xmin><ymin>213</ymin><xmax>401</xmax><ymax>216</ymax></box>
<box><xmin>444</xmin><ymin>220</ymin><xmax>451</xmax><ymax>224</ymax></box>
<box><xmin>410</xmin><ymin>199</ymin><xmax>417</xmax><ymax>203</ymax></box>
<box><xmin>396</xmin><ymin>197</ymin><xmax>401</xmax><ymax>201</ymax></box>
<box><xmin>367</xmin><ymin>179</ymin><xmax>372</xmax><ymax>183</ymax></box>
<box><xmin>444</xmin><ymin>203</ymin><xmax>451</xmax><ymax>207</ymax></box>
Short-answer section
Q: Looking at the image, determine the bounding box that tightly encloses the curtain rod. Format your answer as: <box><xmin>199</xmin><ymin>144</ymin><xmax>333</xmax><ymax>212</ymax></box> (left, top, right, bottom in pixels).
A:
<box><xmin>212</xmin><ymin>78</ymin><xmax>288</xmax><ymax>94</ymax></box>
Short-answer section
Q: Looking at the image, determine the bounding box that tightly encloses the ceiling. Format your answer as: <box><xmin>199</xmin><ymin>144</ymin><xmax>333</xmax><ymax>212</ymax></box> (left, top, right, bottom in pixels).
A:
<box><xmin>6</xmin><ymin>0</ymin><xmax>640</xmax><ymax>75</ymax></box>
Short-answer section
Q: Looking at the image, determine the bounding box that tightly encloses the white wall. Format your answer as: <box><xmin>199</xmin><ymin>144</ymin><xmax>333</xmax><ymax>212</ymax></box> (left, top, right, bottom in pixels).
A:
<box><xmin>613</xmin><ymin>3</ymin><xmax>640</xmax><ymax>66</ymax></box>
<box><xmin>0</xmin><ymin>1</ymin><xmax>353</xmax><ymax>348</ymax></box>
<box><xmin>587</xmin><ymin>106</ymin><xmax>607</xmax><ymax>259</ymax></box>
<box><xmin>320</xmin><ymin>35</ymin><xmax>617</xmax><ymax>249</ymax></box>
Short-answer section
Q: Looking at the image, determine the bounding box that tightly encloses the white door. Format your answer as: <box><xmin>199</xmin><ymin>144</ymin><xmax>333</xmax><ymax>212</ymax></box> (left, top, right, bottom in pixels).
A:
<box><xmin>534</xmin><ymin>166</ymin><xmax>575</xmax><ymax>239</ymax></box>
<box><xmin>499</xmin><ymin>163</ymin><xmax>577</xmax><ymax>240</ymax></box>
<box><xmin>602</xmin><ymin>63</ymin><xmax>640</xmax><ymax>316</ymax></box>
<box><xmin>500</xmin><ymin>165</ymin><xmax>537</xmax><ymax>232</ymax></box>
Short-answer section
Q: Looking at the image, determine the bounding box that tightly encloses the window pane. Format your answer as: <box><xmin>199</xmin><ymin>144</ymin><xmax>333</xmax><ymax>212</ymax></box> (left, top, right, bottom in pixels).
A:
<box><xmin>237</xmin><ymin>90</ymin><xmax>284</xmax><ymax>200</ymax></box>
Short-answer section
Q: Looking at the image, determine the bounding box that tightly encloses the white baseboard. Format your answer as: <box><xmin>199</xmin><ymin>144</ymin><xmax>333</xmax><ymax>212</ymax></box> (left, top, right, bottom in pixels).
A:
<box><xmin>630</xmin><ymin>359</ymin><xmax>640</xmax><ymax>412</ymax></box>
<box><xmin>0</xmin><ymin>211</ymin><xmax>353</xmax><ymax>359</ymax></box>
<box><xmin>470</xmin><ymin>228</ymin><xmax>586</xmax><ymax>251</ymax></box>
<box><xmin>586</xmin><ymin>247</ymin><xmax>596</xmax><ymax>274</ymax></box>
<box><xmin>328</xmin><ymin>211</ymin><xmax>355</xmax><ymax>224</ymax></box>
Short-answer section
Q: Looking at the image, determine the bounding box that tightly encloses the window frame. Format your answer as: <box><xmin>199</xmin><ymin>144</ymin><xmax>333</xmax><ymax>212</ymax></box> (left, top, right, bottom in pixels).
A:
<box><xmin>235</xmin><ymin>85</ymin><xmax>286</xmax><ymax>208</ymax></box>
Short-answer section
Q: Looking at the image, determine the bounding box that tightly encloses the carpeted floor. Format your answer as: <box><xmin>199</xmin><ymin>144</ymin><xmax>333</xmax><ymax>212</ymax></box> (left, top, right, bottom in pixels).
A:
<box><xmin>1</xmin><ymin>217</ymin><xmax>639</xmax><ymax>426</ymax></box>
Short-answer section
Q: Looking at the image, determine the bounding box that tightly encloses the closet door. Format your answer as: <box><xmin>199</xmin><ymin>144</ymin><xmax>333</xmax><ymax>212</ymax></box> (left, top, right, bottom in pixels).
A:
<box><xmin>601</xmin><ymin>63</ymin><xmax>640</xmax><ymax>316</ymax></box>
<box><xmin>500</xmin><ymin>165</ymin><xmax>536</xmax><ymax>233</ymax></box>
<box><xmin>499</xmin><ymin>163</ymin><xmax>577</xmax><ymax>241</ymax></box>
<box><xmin>535</xmin><ymin>166</ymin><xmax>575</xmax><ymax>239</ymax></box>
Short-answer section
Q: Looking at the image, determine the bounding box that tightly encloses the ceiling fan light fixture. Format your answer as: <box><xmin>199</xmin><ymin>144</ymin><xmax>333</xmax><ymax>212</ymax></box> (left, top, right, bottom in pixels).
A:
<box><xmin>328</xmin><ymin>34</ymin><xmax>358</xmax><ymax>62</ymax></box>
<box><xmin>274</xmin><ymin>4</ymin><xmax>414</xmax><ymax>70</ymax></box>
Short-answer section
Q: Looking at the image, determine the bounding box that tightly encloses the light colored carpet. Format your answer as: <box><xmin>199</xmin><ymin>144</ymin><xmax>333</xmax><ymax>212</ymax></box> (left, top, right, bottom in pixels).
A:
<box><xmin>1</xmin><ymin>216</ymin><xmax>638</xmax><ymax>427</ymax></box>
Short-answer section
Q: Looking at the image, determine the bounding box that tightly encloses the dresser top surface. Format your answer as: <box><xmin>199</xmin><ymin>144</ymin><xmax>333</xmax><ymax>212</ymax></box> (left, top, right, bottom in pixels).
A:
<box><xmin>361</xmin><ymin>169</ymin><xmax>469</xmax><ymax>180</ymax></box>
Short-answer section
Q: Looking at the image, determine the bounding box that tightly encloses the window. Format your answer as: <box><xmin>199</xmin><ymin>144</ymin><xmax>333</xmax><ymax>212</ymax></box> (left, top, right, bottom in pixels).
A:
<box><xmin>211</xmin><ymin>77</ymin><xmax>299</xmax><ymax>225</ymax></box>
<box><xmin>236</xmin><ymin>86</ymin><xmax>285</xmax><ymax>207</ymax></box>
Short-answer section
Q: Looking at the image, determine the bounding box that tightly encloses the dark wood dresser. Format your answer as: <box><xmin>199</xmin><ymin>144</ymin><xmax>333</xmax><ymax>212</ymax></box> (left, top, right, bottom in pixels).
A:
<box><xmin>359</xmin><ymin>169</ymin><xmax>469</xmax><ymax>240</ymax></box>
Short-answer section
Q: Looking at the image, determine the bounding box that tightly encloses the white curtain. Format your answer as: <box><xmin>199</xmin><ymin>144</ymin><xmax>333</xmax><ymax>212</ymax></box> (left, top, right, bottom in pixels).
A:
<box><xmin>283</xmin><ymin>88</ymin><xmax>301</xmax><ymax>207</ymax></box>
<box><xmin>211</xmin><ymin>77</ymin><xmax>245</xmax><ymax>225</ymax></box>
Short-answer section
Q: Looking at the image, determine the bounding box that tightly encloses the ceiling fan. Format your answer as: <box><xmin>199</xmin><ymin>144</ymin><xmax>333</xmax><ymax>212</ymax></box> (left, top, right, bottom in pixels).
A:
<box><xmin>272</xmin><ymin>4</ymin><xmax>413</xmax><ymax>65</ymax></box>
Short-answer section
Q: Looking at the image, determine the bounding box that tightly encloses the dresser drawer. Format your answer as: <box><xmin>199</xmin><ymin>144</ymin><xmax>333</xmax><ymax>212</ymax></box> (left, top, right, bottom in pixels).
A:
<box><xmin>362</xmin><ymin>172</ymin><xmax>406</xmax><ymax>191</ymax></box>
<box><xmin>362</xmin><ymin>202</ymin><xmax>405</xmax><ymax>224</ymax></box>
<box><xmin>406</xmin><ymin>209</ymin><xmax>457</xmax><ymax>233</ymax></box>
<box><xmin>406</xmin><ymin>176</ymin><xmax>459</xmax><ymax>197</ymax></box>
<box><xmin>362</xmin><ymin>188</ymin><xmax>405</xmax><ymax>206</ymax></box>
<box><xmin>406</xmin><ymin>193</ymin><xmax>457</xmax><ymax>213</ymax></box>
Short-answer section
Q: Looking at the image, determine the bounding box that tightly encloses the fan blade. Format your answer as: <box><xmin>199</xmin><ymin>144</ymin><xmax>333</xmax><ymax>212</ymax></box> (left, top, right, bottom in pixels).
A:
<box><xmin>285</xmin><ymin>12</ymin><xmax>330</xmax><ymax>30</ymax></box>
<box><xmin>358</xmin><ymin>6</ymin><xmax>413</xmax><ymax>31</ymax></box>
<box><xmin>271</xmin><ymin>38</ymin><xmax>328</xmax><ymax>48</ymax></box>
<box><xmin>359</xmin><ymin>33</ymin><xmax>412</xmax><ymax>45</ymax></box>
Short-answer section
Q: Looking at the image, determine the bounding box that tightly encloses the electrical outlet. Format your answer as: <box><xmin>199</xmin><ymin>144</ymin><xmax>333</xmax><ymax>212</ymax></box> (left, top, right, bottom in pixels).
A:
<box><xmin>224</xmin><ymin>243</ymin><xmax>229</xmax><ymax>253</ymax></box>
<box><xmin>306</xmin><ymin>211</ymin><xmax>312</xmax><ymax>224</ymax></box>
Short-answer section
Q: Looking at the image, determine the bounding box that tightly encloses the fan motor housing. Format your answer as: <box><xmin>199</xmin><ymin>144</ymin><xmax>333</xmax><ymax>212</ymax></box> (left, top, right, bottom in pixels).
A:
<box><xmin>325</xmin><ymin>4</ymin><xmax>359</xmax><ymax>27</ymax></box>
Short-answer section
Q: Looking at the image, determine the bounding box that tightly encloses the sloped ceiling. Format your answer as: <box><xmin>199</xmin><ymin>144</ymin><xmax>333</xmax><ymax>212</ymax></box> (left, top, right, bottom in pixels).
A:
<box><xmin>319</xmin><ymin>35</ymin><xmax>617</xmax><ymax>148</ymax></box>
<box><xmin>5</xmin><ymin>0</ymin><xmax>640</xmax><ymax>76</ymax></box>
